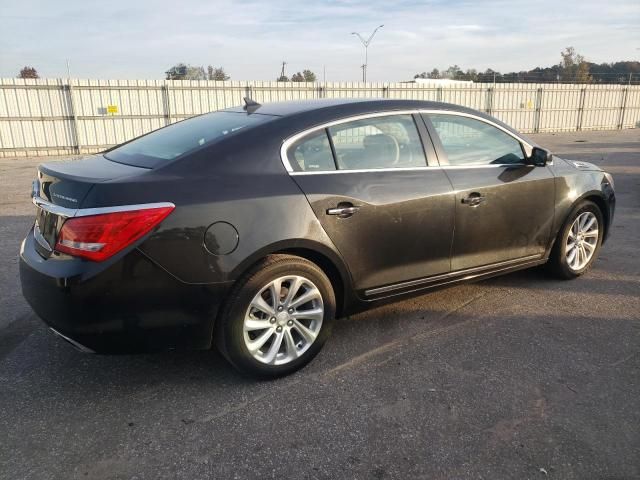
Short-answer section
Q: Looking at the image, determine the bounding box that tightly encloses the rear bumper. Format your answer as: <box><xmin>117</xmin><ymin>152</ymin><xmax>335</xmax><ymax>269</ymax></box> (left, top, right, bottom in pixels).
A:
<box><xmin>20</xmin><ymin>229</ymin><xmax>233</xmax><ymax>353</ymax></box>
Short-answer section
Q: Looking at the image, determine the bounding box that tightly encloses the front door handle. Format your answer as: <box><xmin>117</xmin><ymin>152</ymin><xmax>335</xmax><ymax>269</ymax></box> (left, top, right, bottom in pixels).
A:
<box><xmin>327</xmin><ymin>203</ymin><xmax>359</xmax><ymax>217</ymax></box>
<box><xmin>461</xmin><ymin>193</ymin><xmax>486</xmax><ymax>207</ymax></box>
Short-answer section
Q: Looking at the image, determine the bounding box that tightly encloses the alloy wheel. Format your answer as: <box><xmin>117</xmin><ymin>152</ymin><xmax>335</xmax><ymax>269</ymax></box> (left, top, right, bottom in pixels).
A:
<box><xmin>243</xmin><ymin>275</ymin><xmax>324</xmax><ymax>365</ymax></box>
<box><xmin>566</xmin><ymin>211</ymin><xmax>599</xmax><ymax>271</ymax></box>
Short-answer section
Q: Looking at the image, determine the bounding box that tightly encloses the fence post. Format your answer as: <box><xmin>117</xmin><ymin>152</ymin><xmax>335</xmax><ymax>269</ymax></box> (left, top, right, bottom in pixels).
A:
<box><xmin>533</xmin><ymin>87</ymin><xmax>544</xmax><ymax>133</ymax></box>
<box><xmin>163</xmin><ymin>82</ymin><xmax>172</xmax><ymax>125</ymax></box>
<box><xmin>244</xmin><ymin>84</ymin><xmax>253</xmax><ymax>100</ymax></box>
<box><xmin>65</xmin><ymin>79</ymin><xmax>81</xmax><ymax>154</ymax></box>
<box><xmin>485</xmin><ymin>87</ymin><xmax>493</xmax><ymax>115</ymax></box>
<box><xmin>576</xmin><ymin>88</ymin><xmax>586</xmax><ymax>131</ymax></box>
<box><xmin>618</xmin><ymin>87</ymin><xmax>629</xmax><ymax>130</ymax></box>
<box><xmin>437</xmin><ymin>87</ymin><xmax>443</xmax><ymax>102</ymax></box>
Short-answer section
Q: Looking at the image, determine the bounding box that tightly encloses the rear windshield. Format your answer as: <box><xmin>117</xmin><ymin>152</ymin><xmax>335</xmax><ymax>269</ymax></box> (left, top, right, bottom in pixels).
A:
<box><xmin>104</xmin><ymin>111</ymin><xmax>274</xmax><ymax>168</ymax></box>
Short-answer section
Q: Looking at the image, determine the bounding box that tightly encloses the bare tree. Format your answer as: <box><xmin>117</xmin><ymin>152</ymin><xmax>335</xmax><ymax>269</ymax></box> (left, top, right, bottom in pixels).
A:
<box><xmin>560</xmin><ymin>47</ymin><xmax>592</xmax><ymax>83</ymax></box>
<box><xmin>18</xmin><ymin>66</ymin><xmax>39</xmax><ymax>79</ymax></box>
<box><xmin>207</xmin><ymin>65</ymin><xmax>230</xmax><ymax>81</ymax></box>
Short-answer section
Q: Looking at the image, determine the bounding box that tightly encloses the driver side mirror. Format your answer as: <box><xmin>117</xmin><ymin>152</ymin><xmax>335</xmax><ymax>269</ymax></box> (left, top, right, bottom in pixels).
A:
<box><xmin>528</xmin><ymin>147</ymin><xmax>552</xmax><ymax>166</ymax></box>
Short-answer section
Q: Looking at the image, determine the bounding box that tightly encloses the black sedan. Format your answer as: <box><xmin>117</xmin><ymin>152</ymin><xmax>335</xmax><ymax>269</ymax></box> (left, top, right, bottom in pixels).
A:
<box><xmin>20</xmin><ymin>98</ymin><xmax>615</xmax><ymax>377</ymax></box>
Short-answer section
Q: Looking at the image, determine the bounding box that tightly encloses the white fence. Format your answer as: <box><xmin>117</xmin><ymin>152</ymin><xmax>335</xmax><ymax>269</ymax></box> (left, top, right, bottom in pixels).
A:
<box><xmin>1</xmin><ymin>78</ymin><xmax>639</xmax><ymax>157</ymax></box>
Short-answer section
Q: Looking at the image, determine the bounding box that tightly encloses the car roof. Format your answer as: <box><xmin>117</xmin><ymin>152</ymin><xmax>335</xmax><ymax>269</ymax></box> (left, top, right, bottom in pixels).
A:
<box><xmin>225</xmin><ymin>98</ymin><xmax>472</xmax><ymax>117</ymax></box>
<box><xmin>223</xmin><ymin>98</ymin><xmax>537</xmax><ymax>146</ymax></box>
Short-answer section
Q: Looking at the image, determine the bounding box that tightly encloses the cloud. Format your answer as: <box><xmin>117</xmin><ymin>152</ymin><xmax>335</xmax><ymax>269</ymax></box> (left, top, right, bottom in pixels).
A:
<box><xmin>1</xmin><ymin>0</ymin><xmax>638</xmax><ymax>81</ymax></box>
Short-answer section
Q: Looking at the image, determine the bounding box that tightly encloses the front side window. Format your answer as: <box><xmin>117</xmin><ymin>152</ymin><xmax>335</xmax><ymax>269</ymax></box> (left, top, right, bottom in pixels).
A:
<box><xmin>427</xmin><ymin>114</ymin><xmax>524</xmax><ymax>166</ymax></box>
<box><xmin>328</xmin><ymin>114</ymin><xmax>427</xmax><ymax>170</ymax></box>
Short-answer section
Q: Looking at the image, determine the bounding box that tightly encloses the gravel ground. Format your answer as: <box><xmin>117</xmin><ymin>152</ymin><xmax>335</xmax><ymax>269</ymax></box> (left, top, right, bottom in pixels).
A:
<box><xmin>0</xmin><ymin>129</ymin><xmax>638</xmax><ymax>479</ymax></box>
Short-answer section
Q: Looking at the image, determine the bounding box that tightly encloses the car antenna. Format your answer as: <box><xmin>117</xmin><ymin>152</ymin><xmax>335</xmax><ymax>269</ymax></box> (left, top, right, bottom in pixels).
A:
<box><xmin>243</xmin><ymin>97</ymin><xmax>261</xmax><ymax>113</ymax></box>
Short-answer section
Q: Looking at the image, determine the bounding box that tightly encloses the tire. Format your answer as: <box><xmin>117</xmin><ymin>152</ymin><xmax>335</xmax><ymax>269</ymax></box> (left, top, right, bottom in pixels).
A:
<box><xmin>547</xmin><ymin>200</ymin><xmax>604</xmax><ymax>279</ymax></box>
<box><xmin>216</xmin><ymin>254</ymin><xmax>336</xmax><ymax>379</ymax></box>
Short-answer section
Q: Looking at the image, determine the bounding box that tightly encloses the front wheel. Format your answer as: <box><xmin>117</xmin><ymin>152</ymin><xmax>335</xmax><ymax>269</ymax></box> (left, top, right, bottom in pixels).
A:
<box><xmin>216</xmin><ymin>255</ymin><xmax>335</xmax><ymax>378</ymax></box>
<box><xmin>548</xmin><ymin>200</ymin><xmax>603</xmax><ymax>279</ymax></box>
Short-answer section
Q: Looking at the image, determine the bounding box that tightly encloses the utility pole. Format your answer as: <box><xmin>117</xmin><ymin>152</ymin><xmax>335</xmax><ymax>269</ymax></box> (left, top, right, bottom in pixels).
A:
<box><xmin>351</xmin><ymin>24</ymin><xmax>384</xmax><ymax>83</ymax></box>
<box><xmin>66</xmin><ymin>59</ymin><xmax>71</xmax><ymax>79</ymax></box>
<box><xmin>279</xmin><ymin>61</ymin><xmax>287</xmax><ymax>81</ymax></box>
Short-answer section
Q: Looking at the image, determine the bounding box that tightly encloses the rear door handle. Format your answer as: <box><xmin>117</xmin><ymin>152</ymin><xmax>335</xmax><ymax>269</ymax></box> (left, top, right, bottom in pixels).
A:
<box><xmin>461</xmin><ymin>193</ymin><xmax>486</xmax><ymax>207</ymax></box>
<box><xmin>327</xmin><ymin>203</ymin><xmax>359</xmax><ymax>217</ymax></box>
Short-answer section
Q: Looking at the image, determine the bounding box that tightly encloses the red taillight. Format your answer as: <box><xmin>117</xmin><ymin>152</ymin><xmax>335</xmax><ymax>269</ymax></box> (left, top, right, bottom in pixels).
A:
<box><xmin>55</xmin><ymin>206</ymin><xmax>174</xmax><ymax>262</ymax></box>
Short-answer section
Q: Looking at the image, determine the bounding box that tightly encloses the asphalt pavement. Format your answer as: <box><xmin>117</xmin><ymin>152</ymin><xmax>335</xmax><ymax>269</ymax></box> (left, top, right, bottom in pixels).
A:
<box><xmin>0</xmin><ymin>129</ymin><xmax>638</xmax><ymax>479</ymax></box>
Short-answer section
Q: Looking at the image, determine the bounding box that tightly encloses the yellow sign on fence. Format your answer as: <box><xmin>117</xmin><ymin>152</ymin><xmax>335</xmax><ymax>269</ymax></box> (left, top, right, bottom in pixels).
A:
<box><xmin>107</xmin><ymin>105</ymin><xmax>118</xmax><ymax>114</ymax></box>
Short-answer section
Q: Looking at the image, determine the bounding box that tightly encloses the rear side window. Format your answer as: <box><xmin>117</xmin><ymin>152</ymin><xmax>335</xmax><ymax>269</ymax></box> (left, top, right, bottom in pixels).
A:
<box><xmin>427</xmin><ymin>114</ymin><xmax>524</xmax><ymax>166</ymax></box>
<box><xmin>329</xmin><ymin>115</ymin><xmax>427</xmax><ymax>170</ymax></box>
<box><xmin>288</xmin><ymin>130</ymin><xmax>336</xmax><ymax>172</ymax></box>
<box><xmin>104</xmin><ymin>112</ymin><xmax>273</xmax><ymax>168</ymax></box>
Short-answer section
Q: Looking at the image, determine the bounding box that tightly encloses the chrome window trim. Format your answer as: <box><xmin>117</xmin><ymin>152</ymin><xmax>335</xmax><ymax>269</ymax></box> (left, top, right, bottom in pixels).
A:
<box><xmin>279</xmin><ymin>109</ymin><xmax>535</xmax><ymax>175</ymax></box>
<box><xmin>422</xmin><ymin>110</ymin><xmax>534</xmax><ymax>158</ymax></box>
<box><xmin>286</xmin><ymin>164</ymin><xmax>535</xmax><ymax>176</ymax></box>
<box><xmin>32</xmin><ymin>195</ymin><xmax>175</xmax><ymax>218</ymax></box>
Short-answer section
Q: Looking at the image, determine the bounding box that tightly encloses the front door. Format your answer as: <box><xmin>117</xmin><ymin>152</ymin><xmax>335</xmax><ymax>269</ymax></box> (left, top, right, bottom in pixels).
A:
<box><xmin>285</xmin><ymin>113</ymin><xmax>455</xmax><ymax>294</ymax></box>
<box><xmin>424</xmin><ymin>113</ymin><xmax>555</xmax><ymax>271</ymax></box>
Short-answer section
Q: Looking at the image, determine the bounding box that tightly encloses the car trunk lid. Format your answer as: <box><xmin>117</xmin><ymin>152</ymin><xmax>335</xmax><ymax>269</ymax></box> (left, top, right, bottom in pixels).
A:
<box><xmin>32</xmin><ymin>155</ymin><xmax>151</xmax><ymax>257</ymax></box>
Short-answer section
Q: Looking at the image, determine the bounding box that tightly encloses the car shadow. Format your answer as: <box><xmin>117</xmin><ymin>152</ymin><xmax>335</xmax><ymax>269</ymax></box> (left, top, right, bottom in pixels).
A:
<box><xmin>8</xmin><ymin>264</ymin><xmax>608</xmax><ymax>393</ymax></box>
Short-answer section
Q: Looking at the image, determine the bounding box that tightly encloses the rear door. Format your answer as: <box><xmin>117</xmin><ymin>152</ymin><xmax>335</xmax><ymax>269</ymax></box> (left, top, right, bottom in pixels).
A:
<box><xmin>423</xmin><ymin>112</ymin><xmax>555</xmax><ymax>271</ymax></box>
<box><xmin>285</xmin><ymin>113</ymin><xmax>455</xmax><ymax>296</ymax></box>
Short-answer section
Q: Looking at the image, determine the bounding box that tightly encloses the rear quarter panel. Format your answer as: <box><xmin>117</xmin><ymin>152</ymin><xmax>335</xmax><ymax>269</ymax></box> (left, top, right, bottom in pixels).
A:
<box><xmin>81</xmin><ymin>126</ymin><xmax>352</xmax><ymax>290</ymax></box>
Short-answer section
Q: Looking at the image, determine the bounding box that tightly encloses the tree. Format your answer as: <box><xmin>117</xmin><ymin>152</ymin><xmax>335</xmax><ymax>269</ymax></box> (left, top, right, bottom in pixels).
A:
<box><xmin>18</xmin><ymin>66</ymin><xmax>39</xmax><ymax>79</ymax></box>
<box><xmin>207</xmin><ymin>65</ymin><xmax>230</xmax><ymax>81</ymax></box>
<box><xmin>463</xmin><ymin>68</ymin><xmax>478</xmax><ymax>81</ymax></box>
<box><xmin>166</xmin><ymin>63</ymin><xmax>187</xmax><ymax>79</ymax></box>
<box><xmin>481</xmin><ymin>68</ymin><xmax>499</xmax><ymax>82</ymax></box>
<box><xmin>414</xmin><ymin>69</ymin><xmax>440</xmax><ymax>80</ymax></box>
<box><xmin>409</xmin><ymin>56</ymin><xmax>638</xmax><ymax>84</ymax></box>
<box><xmin>559</xmin><ymin>47</ymin><xmax>591</xmax><ymax>83</ymax></box>
<box><xmin>290</xmin><ymin>69</ymin><xmax>317</xmax><ymax>82</ymax></box>
<box><xmin>165</xmin><ymin>64</ymin><xmax>207</xmax><ymax>80</ymax></box>
<box><xmin>442</xmin><ymin>65</ymin><xmax>462</xmax><ymax>80</ymax></box>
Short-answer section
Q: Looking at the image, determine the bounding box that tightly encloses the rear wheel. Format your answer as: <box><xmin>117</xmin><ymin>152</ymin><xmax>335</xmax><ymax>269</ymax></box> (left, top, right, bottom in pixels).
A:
<box><xmin>548</xmin><ymin>201</ymin><xmax>603</xmax><ymax>279</ymax></box>
<box><xmin>216</xmin><ymin>255</ymin><xmax>335</xmax><ymax>378</ymax></box>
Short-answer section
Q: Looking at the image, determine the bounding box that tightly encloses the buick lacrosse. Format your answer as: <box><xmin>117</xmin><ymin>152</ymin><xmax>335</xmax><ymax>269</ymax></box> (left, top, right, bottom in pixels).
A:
<box><xmin>20</xmin><ymin>98</ymin><xmax>615</xmax><ymax>377</ymax></box>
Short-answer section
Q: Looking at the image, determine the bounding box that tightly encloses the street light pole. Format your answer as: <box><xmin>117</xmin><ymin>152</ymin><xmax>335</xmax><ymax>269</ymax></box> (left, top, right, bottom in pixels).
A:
<box><xmin>351</xmin><ymin>25</ymin><xmax>384</xmax><ymax>83</ymax></box>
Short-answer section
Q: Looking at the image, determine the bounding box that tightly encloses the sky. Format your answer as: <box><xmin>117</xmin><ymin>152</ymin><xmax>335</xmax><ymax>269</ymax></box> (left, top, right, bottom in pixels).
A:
<box><xmin>1</xmin><ymin>0</ymin><xmax>639</xmax><ymax>81</ymax></box>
